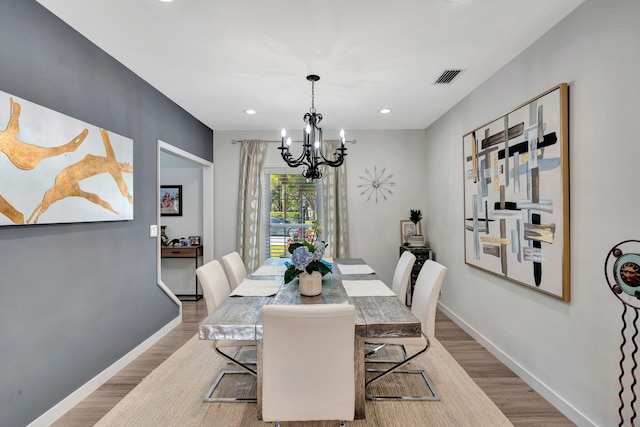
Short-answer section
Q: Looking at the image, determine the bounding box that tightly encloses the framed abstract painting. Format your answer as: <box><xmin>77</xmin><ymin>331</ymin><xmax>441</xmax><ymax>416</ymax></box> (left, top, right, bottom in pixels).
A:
<box><xmin>0</xmin><ymin>89</ymin><xmax>133</xmax><ymax>226</ymax></box>
<box><xmin>462</xmin><ymin>83</ymin><xmax>570</xmax><ymax>301</ymax></box>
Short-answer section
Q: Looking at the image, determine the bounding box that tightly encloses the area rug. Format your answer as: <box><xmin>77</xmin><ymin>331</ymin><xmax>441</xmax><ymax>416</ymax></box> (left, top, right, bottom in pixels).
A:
<box><xmin>95</xmin><ymin>335</ymin><xmax>512</xmax><ymax>426</ymax></box>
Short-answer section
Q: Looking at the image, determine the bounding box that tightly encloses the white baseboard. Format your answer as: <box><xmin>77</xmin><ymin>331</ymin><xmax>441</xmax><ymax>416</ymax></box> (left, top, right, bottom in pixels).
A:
<box><xmin>437</xmin><ymin>302</ymin><xmax>594</xmax><ymax>427</ymax></box>
<box><xmin>27</xmin><ymin>315</ymin><xmax>182</xmax><ymax>427</ymax></box>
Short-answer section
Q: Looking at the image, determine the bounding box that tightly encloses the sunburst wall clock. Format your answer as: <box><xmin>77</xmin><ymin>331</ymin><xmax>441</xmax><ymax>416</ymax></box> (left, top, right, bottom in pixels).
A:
<box><xmin>357</xmin><ymin>165</ymin><xmax>396</xmax><ymax>202</ymax></box>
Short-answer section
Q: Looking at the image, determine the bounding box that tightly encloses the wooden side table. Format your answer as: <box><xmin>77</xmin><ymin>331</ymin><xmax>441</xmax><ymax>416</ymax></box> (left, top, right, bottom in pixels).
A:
<box><xmin>399</xmin><ymin>245</ymin><xmax>434</xmax><ymax>306</ymax></box>
<box><xmin>161</xmin><ymin>245</ymin><xmax>203</xmax><ymax>300</ymax></box>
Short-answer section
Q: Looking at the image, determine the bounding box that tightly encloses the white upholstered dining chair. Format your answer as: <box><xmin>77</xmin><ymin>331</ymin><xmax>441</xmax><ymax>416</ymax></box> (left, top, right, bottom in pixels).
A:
<box><xmin>221</xmin><ymin>251</ymin><xmax>248</xmax><ymax>290</ymax></box>
<box><xmin>365</xmin><ymin>259</ymin><xmax>447</xmax><ymax>401</ymax></box>
<box><xmin>365</xmin><ymin>251</ymin><xmax>416</xmax><ymax>359</ymax></box>
<box><xmin>195</xmin><ymin>259</ymin><xmax>257</xmax><ymax>403</ymax></box>
<box><xmin>197</xmin><ymin>260</ymin><xmax>232</xmax><ymax>315</ymax></box>
<box><xmin>261</xmin><ymin>304</ymin><xmax>356</xmax><ymax>426</ymax></box>
<box><xmin>391</xmin><ymin>250</ymin><xmax>416</xmax><ymax>304</ymax></box>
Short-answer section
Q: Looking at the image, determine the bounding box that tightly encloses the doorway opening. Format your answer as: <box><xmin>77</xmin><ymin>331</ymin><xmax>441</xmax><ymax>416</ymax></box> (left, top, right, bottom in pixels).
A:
<box><xmin>157</xmin><ymin>140</ymin><xmax>213</xmax><ymax>309</ymax></box>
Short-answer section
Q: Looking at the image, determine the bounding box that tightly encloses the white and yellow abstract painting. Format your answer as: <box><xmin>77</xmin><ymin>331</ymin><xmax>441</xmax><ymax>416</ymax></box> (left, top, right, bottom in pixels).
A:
<box><xmin>0</xmin><ymin>90</ymin><xmax>133</xmax><ymax>226</ymax></box>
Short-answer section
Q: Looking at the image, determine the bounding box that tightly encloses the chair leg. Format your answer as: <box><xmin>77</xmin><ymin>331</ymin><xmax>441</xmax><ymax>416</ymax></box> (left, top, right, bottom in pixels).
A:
<box><xmin>230</xmin><ymin>345</ymin><xmax>257</xmax><ymax>364</ymax></box>
<box><xmin>365</xmin><ymin>334</ymin><xmax>440</xmax><ymax>401</ymax></box>
<box><xmin>203</xmin><ymin>369</ymin><xmax>257</xmax><ymax>403</ymax></box>
<box><xmin>365</xmin><ymin>368</ymin><xmax>440</xmax><ymax>401</ymax></box>
<box><xmin>364</xmin><ymin>343</ymin><xmax>407</xmax><ymax>363</ymax></box>
<box><xmin>215</xmin><ymin>345</ymin><xmax>257</xmax><ymax>376</ymax></box>
<box><xmin>203</xmin><ymin>343</ymin><xmax>258</xmax><ymax>403</ymax></box>
<box><xmin>364</xmin><ymin>342</ymin><xmax>387</xmax><ymax>358</ymax></box>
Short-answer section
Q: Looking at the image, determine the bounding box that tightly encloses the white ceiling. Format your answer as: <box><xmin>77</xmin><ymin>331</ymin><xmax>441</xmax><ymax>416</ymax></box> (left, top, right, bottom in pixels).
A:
<box><xmin>36</xmin><ymin>0</ymin><xmax>584</xmax><ymax>131</ymax></box>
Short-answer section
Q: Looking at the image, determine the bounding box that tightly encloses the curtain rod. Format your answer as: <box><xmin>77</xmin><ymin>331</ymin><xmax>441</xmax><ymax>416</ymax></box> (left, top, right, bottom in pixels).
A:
<box><xmin>232</xmin><ymin>139</ymin><xmax>357</xmax><ymax>144</ymax></box>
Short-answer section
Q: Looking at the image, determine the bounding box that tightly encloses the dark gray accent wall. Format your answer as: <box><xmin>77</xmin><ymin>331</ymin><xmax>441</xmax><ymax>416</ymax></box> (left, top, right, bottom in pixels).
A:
<box><xmin>0</xmin><ymin>1</ymin><xmax>213</xmax><ymax>425</ymax></box>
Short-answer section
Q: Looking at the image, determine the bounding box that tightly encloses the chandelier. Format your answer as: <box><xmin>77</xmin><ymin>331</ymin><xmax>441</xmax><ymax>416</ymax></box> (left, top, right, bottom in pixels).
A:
<box><xmin>279</xmin><ymin>74</ymin><xmax>347</xmax><ymax>180</ymax></box>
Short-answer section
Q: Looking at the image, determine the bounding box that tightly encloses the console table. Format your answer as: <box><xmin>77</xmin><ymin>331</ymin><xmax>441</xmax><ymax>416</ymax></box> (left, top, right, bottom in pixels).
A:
<box><xmin>161</xmin><ymin>245</ymin><xmax>203</xmax><ymax>301</ymax></box>
<box><xmin>399</xmin><ymin>245</ymin><xmax>434</xmax><ymax>306</ymax></box>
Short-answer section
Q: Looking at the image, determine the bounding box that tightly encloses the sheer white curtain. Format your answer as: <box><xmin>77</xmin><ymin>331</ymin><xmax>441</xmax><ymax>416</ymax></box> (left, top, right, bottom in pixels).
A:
<box><xmin>237</xmin><ymin>140</ymin><xmax>267</xmax><ymax>271</ymax></box>
<box><xmin>321</xmin><ymin>140</ymin><xmax>350</xmax><ymax>258</ymax></box>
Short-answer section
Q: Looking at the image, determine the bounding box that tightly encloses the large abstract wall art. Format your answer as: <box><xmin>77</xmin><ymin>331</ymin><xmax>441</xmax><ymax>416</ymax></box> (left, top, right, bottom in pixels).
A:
<box><xmin>462</xmin><ymin>84</ymin><xmax>569</xmax><ymax>301</ymax></box>
<box><xmin>0</xmin><ymin>90</ymin><xmax>133</xmax><ymax>226</ymax></box>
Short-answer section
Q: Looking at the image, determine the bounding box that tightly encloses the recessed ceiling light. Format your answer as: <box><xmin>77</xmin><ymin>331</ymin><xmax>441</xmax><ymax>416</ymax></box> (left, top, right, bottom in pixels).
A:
<box><xmin>379</xmin><ymin>108</ymin><xmax>392</xmax><ymax>114</ymax></box>
<box><xmin>244</xmin><ymin>109</ymin><xmax>257</xmax><ymax>115</ymax></box>
<box><xmin>158</xmin><ymin>0</ymin><xmax>174</xmax><ymax>3</ymax></box>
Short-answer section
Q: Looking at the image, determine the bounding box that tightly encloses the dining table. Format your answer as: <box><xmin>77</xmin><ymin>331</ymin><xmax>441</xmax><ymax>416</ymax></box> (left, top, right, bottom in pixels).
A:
<box><xmin>198</xmin><ymin>257</ymin><xmax>422</xmax><ymax>420</ymax></box>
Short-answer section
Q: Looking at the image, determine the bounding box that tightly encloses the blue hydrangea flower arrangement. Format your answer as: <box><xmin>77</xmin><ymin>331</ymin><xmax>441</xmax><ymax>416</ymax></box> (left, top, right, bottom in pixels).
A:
<box><xmin>284</xmin><ymin>240</ymin><xmax>332</xmax><ymax>284</ymax></box>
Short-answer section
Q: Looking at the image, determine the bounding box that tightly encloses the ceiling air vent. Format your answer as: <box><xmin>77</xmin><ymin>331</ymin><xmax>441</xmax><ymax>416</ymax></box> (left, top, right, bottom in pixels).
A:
<box><xmin>433</xmin><ymin>69</ymin><xmax>463</xmax><ymax>85</ymax></box>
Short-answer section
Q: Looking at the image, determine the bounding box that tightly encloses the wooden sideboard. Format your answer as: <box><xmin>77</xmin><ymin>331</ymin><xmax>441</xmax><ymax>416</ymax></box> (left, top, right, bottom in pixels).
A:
<box><xmin>399</xmin><ymin>245</ymin><xmax>434</xmax><ymax>306</ymax></box>
<box><xmin>161</xmin><ymin>245</ymin><xmax>203</xmax><ymax>300</ymax></box>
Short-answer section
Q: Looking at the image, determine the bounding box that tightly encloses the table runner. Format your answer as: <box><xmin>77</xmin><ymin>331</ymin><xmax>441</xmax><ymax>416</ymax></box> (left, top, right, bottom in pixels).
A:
<box><xmin>342</xmin><ymin>279</ymin><xmax>396</xmax><ymax>297</ymax></box>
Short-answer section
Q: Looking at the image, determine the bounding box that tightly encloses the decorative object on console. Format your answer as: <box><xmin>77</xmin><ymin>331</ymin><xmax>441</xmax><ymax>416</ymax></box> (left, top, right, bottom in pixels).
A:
<box><xmin>408</xmin><ymin>209</ymin><xmax>425</xmax><ymax>246</ymax></box>
<box><xmin>189</xmin><ymin>235</ymin><xmax>201</xmax><ymax>246</ymax></box>
<box><xmin>160</xmin><ymin>185</ymin><xmax>182</xmax><ymax>216</ymax></box>
<box><xmin>160</xmin><ymin>225</ymin><xmax>169</xmax><ymax>246</ymax></box>
<box><xmin>278</xmin><ymin>74</ymin><xmax>347</xmax><ymax>180</ymax></box>
<box><xmin>604</xmin><ymin>240</ymin><xmax>640</xmax><ymax>426</ymax></box>
<box><xmin>283</xmin><ymin>241</ymin><xmax>332</xmax><ymax>296</ymax></box>
<box><xmin>357</xmin><ymin>165</ymin><xmax>396</xmax><ymax>202</ymax></box>
<box><xmin>462</xmin><ymin>83</ymin><xmax>570</xmax><ymax>301</ymax></box>
<box><xmin>407</xmin><ymin>235</ymin><xmax>425</xmax><ymax>247</ymax></box>
<box><xmin>409</xmin><ymin>209</ymin><xmax>422</xmax><ymax>225</ymax></box>
<box><xmin>400</xmin><ymin>219</ymin><xmax>421</xmax><ymax>246</ymax></box>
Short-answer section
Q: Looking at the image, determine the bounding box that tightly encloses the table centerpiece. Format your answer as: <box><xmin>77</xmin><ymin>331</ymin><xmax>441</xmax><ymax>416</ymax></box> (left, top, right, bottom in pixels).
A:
<box><xmin>284</xmin><ymin>240</ymin><xmax>332</xmax><ymax>296</ymax></box>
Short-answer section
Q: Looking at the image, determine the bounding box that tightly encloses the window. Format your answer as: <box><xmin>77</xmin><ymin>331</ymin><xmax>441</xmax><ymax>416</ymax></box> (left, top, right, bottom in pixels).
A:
<box><xmin>263</xmin><ymin>170</ymin><xmax>322</xmax><ymax>258</ymax></box>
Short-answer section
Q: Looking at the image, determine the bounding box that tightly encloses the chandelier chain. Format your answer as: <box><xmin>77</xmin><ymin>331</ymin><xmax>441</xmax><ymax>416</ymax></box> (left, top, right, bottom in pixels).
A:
<box><xmin>310</xmin><ymin>80</ymin><xmax>315</xmax><ymax>114</ymax></box>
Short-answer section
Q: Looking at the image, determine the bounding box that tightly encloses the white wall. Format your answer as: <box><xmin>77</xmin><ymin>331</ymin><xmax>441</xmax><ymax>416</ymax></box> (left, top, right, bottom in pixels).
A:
<box><xmin>160</xmin><ymin>152</ymin><xmax>204</xmax><ymax>295</ymax></box>
<box><xmin>424</xmin><ymin>1</ymin><xmax>639</xmax><ymax>425</ymax></box>
<box><xmin>214</xmin><ymin>129</ymin><xmax>427</xmax><ymax>285</ymax></box>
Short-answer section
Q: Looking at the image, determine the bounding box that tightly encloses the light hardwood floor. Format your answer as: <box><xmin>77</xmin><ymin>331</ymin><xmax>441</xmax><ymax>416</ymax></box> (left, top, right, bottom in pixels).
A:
<box><xmin>435</xmin><ymin>310</ymin><xmax>574</xmax><ymax>426</ymax></box>
<box><xmin>53</xmin><ymin>300</ymin><xmax>574</xmax><ymax>426</ymax></box>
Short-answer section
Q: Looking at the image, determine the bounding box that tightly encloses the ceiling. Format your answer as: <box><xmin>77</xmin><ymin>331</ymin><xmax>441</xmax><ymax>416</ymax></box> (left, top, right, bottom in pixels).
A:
<box><xmin>36</xmin><ymin>0</ymin><xmax>584</xmax><ymax>132</ymax></box>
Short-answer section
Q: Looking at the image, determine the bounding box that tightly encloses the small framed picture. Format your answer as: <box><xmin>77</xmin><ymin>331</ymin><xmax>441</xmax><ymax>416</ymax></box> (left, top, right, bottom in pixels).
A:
<box><xmin>400</xmin><ymin>220</ymin><xmax>421</xmax><ymax>244</ymax></box>
<box><xmin>160</xmin><ymin>185</ymin><xmax>182</xmax><ymax>216</ymax></box>
<box><xmin>189</xmin><ymin>235</ymin><xmax>201</xmax><ymax>246</ymax></box>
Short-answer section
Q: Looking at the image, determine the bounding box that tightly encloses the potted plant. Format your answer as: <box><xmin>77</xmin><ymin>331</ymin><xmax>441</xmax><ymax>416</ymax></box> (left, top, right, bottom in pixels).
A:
<box><xmin>408</xmin><ymin>209</ymin><xmax>425</xmax><ymax>247</ymax></box>
<box><xmin>409</xmin><ymin>209</ymin><xmax>422</xmax><ymax>226</ymax></box>
<box><xmin>284</xmin><ymin>240</ymin><xmax>332</xmax><ymax>296</ymax></box>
